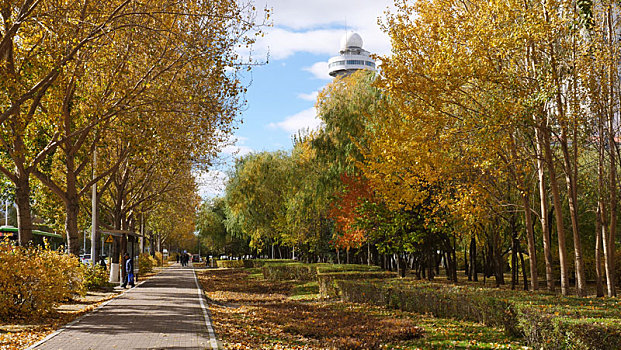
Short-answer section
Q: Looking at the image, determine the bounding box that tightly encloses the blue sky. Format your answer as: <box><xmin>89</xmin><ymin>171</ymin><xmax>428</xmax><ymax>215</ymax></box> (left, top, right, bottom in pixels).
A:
<box><xmin>197</xmin><ymin>0</ymin><xmax>394</xmax><ymax>198</ymax></box>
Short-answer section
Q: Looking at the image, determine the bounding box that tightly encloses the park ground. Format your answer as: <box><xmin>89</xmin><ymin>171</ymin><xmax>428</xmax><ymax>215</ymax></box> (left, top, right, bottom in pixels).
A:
<box><xmin>9</xmin><ymin>263</ymin><xmax>620</xmax><ymax>349</ymax></box>
<box><xmin>197</xmin><ymin>267</ymin><xmax>530</xmax><ymax>349</ymax></box>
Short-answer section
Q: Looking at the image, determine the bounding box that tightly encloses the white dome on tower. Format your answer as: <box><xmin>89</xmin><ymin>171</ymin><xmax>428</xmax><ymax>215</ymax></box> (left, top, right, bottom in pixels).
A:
<box><xmin>340</xmin><ymin>32</ymin><xmax>363</xmax><ymax>51</ymax></box>
<box><xmin>328</xmin><ymin>31</ymin><xmax>376</xmax><ymax>78</ymax></box>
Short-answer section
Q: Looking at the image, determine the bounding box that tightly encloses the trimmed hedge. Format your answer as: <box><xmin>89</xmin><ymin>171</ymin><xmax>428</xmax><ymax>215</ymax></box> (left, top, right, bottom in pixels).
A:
<box><xmin>318</xmin><ymin>271</ymin><xmax>395</xmax><ymax>298</ymax></box>
<box><xmin>517</xmin><ymin>309</ymin><xmax>621</xmax><ymax>350</ymax></box>
<box><xmin>243</xmin><ymin>259</ymin><xmax>291</xmax><ymax>268</ymax></box>
<box><xmin>337</xmin><ymin>280</ymin><xmax>520</xmax><ymax>336</ymax></box>
<box><xmin>316</xmin><ymin>264</ymin><xmax>381</xmax><ymax>274</ymax></box>
<box><xmin>263</xmin><ymin>262</ymin><xmax>316</xmax><ymax>281</ymax></box>
<box><xmin>216</xmin><ymin>260</ymin><xmax>245</xmax><ymax>268</ymax></box>
<box><xmin>336</xmin><ymin>279</ymin><xmax>621</xmax><ymax>349</ymax></box>
<box><xmin>263</xmin><ymin>262</ymin><xmax>382</xmax><ymax>281</ymax></box>
<box><xmin>215</xmin><ymin>259</ymin><xmax>292</xmax><ymax>269</ymax></box>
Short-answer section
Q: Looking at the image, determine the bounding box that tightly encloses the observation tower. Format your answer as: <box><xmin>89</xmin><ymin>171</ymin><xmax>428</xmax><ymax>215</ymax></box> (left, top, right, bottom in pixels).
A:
<box><xmin>327</xmin><ymin>32</ymin><xmax>376</xmax><ymax>78</ymax></box>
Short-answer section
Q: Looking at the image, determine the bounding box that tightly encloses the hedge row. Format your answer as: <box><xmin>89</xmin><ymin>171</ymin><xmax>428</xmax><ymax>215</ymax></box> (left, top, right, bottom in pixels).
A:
<box><xmin>215</xmin><ymin>259</ymin><xmax>292</xmax><ymax>268</ymax></box>
<box><xmin>262</xmin><ymin>262</ymin><xmax>381</xmax><ymax>281</ymax></box>
<box><xmin>318</xmin><ymin>271</ymin><xmax>396</xmax><ymax>298</ymax></box>
<box><xmin>337</xmin><ymin>280</ymin><xmax>519</xmax><ymax>336</ymax></box>
<box><xmin>336</xmin><ymin>280</ymin><xmax>621</xmax><ymax>349</ymax></box>
<box><xmin>262</xmin><ymin>262</ymin><xmax>316</xmax><ymax>281</ymax></box>
<box><xmin>518</xmin><ymin>308</ymin><xmax>621</xmax><ymax>349</ymax></box>
<box><xmin>243</xmin><ymin>259</ymin><xmax>291</xmax><ymax>268</ymax></box>
<box><xmin>216</xmin><ymin>260</ymin><xmax>245</xmax><ymax>268</ymax></box>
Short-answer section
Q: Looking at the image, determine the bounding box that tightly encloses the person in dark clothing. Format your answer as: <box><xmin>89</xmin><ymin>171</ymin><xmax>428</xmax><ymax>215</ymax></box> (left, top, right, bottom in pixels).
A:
<box><xmin>181</xmin><ymin>251</ymin><xmax>188</xmax><ymax>266</ymax></box>
<box><xmin>99</xmin><ymin>256</ymin><xmax>107</xmax><ymax>269</ymax></box>
<box><xmin>121</xmin><ymin>253</ymin><xmax>135</xmax><ymax>288</ymax></box>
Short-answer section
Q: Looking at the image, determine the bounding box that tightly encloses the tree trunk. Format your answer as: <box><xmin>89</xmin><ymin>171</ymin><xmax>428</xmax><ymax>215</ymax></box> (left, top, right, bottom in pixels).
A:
<box><xmin>511</xmin><ymin>230</ymin><xmax>517</xmax><ymax>290</ymax></box>
<box><xmin>519</xmin><ymin>191</ymin><xmax>538</xmax><ymax>290</ymax></box>
<box><xmin>542</xmin><ymin>126</ymin><xmax>570</xmax><ymax>295</ymax></box>
<box><xmin>508</xmin><ymin>133</ymin><xmax>538</xmax><ymax>290</ymax></box>
<box><xmin>397</xmin><ymin>254</ymin><xmax>406</xmax><ymax>278</ymax></box>
<box><xmin>64</xmin><ymin>160</ymin><xmax>81</xmax><ymax>256</ymax></box>
<box><xmin>15</xmin><ymin>173</ymin><xmax>33</xmax><ymax>246</ymax></box>
<box><xmin>465</xmin><ymin>243</ymin><xmax>470</xmax><ymax>281</ymax></box>
<box><xmin>451</xmin><ymin>236</ymin><xmax>457</xmax><ymax>282</ymax></box>
<box><xmin>490</xmin><ymin>231</ymin><xmax>504</xmax><ymax>287</ymax></box>
<box><xmin>518</xmin><ymin>239</ymin><xmax>528</xmax><ymax>291</ymax></box>
<box><xmin>595</xmin><ymin>206</ymin><xmax>604</xmax><ymax>297</ymax></box>
<box><xmin>65</xmin><ymin>200</ymin><xmax>80</xmax><ymax>256</ymax></box>
<box><xmin>470</xmin><ymin>235</ymin><xmax>478</xmax><ymax>282</ymax></box>
<box><xmin>535</xmin><ymin>124</ymin><xmax>555</xmax><ymax>291</ymax></box>
<box><xmin>559</xmin><ymin>128</ymin><xmax>587</xmax><ymax>297</ymax></box>
<box><xmin>604</xmin><ymin>3</ymin><xmax>617</xmax><ymax>298</ymax></box>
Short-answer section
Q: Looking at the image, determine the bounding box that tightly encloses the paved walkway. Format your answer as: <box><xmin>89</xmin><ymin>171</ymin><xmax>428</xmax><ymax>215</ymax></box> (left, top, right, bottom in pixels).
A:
<box><xmin>31</xmin><ymin>264</ymin><xmax>219</xmax><ymax>350</ymax></box>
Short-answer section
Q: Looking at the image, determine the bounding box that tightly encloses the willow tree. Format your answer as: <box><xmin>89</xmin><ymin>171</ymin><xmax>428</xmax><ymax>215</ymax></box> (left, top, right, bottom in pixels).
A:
<box><xmin>224</xmin><ymin>151</ymin><xmax>291</xmax><ymax>257</ymax></box>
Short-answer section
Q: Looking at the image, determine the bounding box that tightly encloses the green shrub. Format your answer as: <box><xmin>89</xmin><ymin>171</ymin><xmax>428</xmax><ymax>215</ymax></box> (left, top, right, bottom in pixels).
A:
<box><xmin>242</xmin><ymin>259</ymin><xmax>290</xmax><ymax>268</ymax></box>
<box><xmin>337</xmin><ymin>280</ymin><xmax>520</xmax><ymax>336</ymax></box>
<box><xmin>216</xmin><ymin>259</ymin><xmax>245</xmax><ymax>268</ymax></box>
<box><xmin>316</xmin><ymin>264</ymin><xmax>381</xmax><ymax>274</ymax></box>
<box><xmin>338</xmin><ymin>280</ymin><xmax>391</xmax><ymax>307</ymax></box>
<box><xmin>0</xmin><ymin>241</ymin><xmax>86</xmax><ymax>319</ymax></box>
<box><xmin>263</xmin><ymin>263</ymin><xmax>382</xmax><ymax>281</ymax></box>
<box><xmin>262</xmin><ymin>263</ymin><xmax>317</xmax><ymax>281</ymax></box>
<box><xmin>517</xmin><ymin>309</ymin><xmax>621</xmax><ymax>350</ymax></box>
<box><xmin>337</xmin><ymin>279</ymin><xmax>621</xmax><ymax>348</ymax></box>
<box><xmin>83</xmin><ymin>265</ymin><xmax>110</xmax><ymax>290</ymax></box>
<box><xmin>138</xmin><ymin>253</ymin><xmax>157</xmax><ymax>274</ymax></box>
<box><xmin>318</xmin><ymin>271</ymin><xmax>395</xmax><ymax>298</ymax></box>
<box><xmin>154</xmin><ymin>252</ymin><xmax>163</xmax><ymax>266</ymax></box>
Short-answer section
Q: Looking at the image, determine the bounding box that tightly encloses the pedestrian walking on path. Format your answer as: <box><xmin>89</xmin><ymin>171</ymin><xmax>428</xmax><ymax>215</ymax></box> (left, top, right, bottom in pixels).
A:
<box><xmin>121</xmin><ymin>252</ymin><xmax>135</xmax><ymax>288</ymax></box>
<box><xmin>30</xmin><ymin>266</ymin><xmax>219</xmax><ymax>350</ymax></box>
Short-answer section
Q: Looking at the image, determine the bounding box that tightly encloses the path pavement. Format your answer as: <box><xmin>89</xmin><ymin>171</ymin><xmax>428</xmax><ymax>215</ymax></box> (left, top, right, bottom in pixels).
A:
<box><xmin>30</xmin><ymin>264</ymin><xmax>219</xmax><ymax>350</ymax></box>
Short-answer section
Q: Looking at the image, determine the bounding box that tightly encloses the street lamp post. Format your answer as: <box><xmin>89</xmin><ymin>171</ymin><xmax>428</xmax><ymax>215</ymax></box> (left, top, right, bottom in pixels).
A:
<box><xmin>90</xmin><ymin>148</ymin><xmax>98</xmax><ymax>265</ymax></box>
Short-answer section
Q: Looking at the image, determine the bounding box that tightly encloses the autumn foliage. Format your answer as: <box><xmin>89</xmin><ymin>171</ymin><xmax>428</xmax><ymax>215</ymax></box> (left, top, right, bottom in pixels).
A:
<box><xmin>0</xmin><ymin>241</ymin><xmax>85</xmax><ymax>319</ymax></box>
<box><xmin>198</xmin><ymin>268</ymin><xmax>424</xmax><ymax>349</ymax></box>
<box><xmin>328</xmin><ymin>174</ymin><xmax>375</xmax><ymax>250</ymax></box>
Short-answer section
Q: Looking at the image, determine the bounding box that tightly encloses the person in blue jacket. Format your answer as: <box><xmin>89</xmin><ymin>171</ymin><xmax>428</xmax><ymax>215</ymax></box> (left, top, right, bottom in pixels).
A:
<box><xmin>121</xmin><ymin>252</ymin><xmax>135</xmax><ymax>288</ymax></box>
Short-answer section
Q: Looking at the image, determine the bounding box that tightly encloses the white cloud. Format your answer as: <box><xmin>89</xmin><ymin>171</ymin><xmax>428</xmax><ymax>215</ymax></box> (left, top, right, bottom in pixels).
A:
<box><xmin>245</xmin><ymin>0</ymin><xmax>394</xmax><ymax>61</ymax></box>
<box><xmin>255</xmin><ymin>28</ymin><xmax>344</xmax><ymax>60</ymax></box>
<box><xmin>194</xmin><ymin>170</ymin><xmax>228</xmax><ymax>199</ymax></box>
<box><xmin>297</xmin><ymin>90</ymin><xmax>319</xmax><ymax>101</ymax></box>
<box><xmin>258</xmin><ymin>0</ymin><xmax>393</xmax><ymax>31</ymax></box>
<box><xmin>269</xmin><ymin>107</ymin><xmax>322</xmax><ymax>134</ymax></box>
<box><xmin>304</xmin><ymin>61</ymin><xmax>331</xmax><ymax>80</ymax></box>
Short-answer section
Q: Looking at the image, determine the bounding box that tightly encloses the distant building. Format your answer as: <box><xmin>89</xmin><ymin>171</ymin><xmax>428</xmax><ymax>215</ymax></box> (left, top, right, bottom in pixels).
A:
<box><xmin>328</xmin><ymin>32</ymin><xmax>376</xmax><ymax>78</ymax></box>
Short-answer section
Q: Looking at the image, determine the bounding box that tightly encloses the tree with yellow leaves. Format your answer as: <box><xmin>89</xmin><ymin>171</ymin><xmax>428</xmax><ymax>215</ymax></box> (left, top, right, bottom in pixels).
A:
<box><xmin>1</xmin><ymin>0</ymin><xmax>267</xmax><ymax>252</ymax></box>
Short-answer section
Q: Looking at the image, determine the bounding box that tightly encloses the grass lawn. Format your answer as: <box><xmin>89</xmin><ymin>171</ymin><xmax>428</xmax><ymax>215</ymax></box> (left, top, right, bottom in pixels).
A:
<box><xmin>197</xmin><ymin>268</ymin><xmax>529</xmax><ymax>349</ymax></box>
